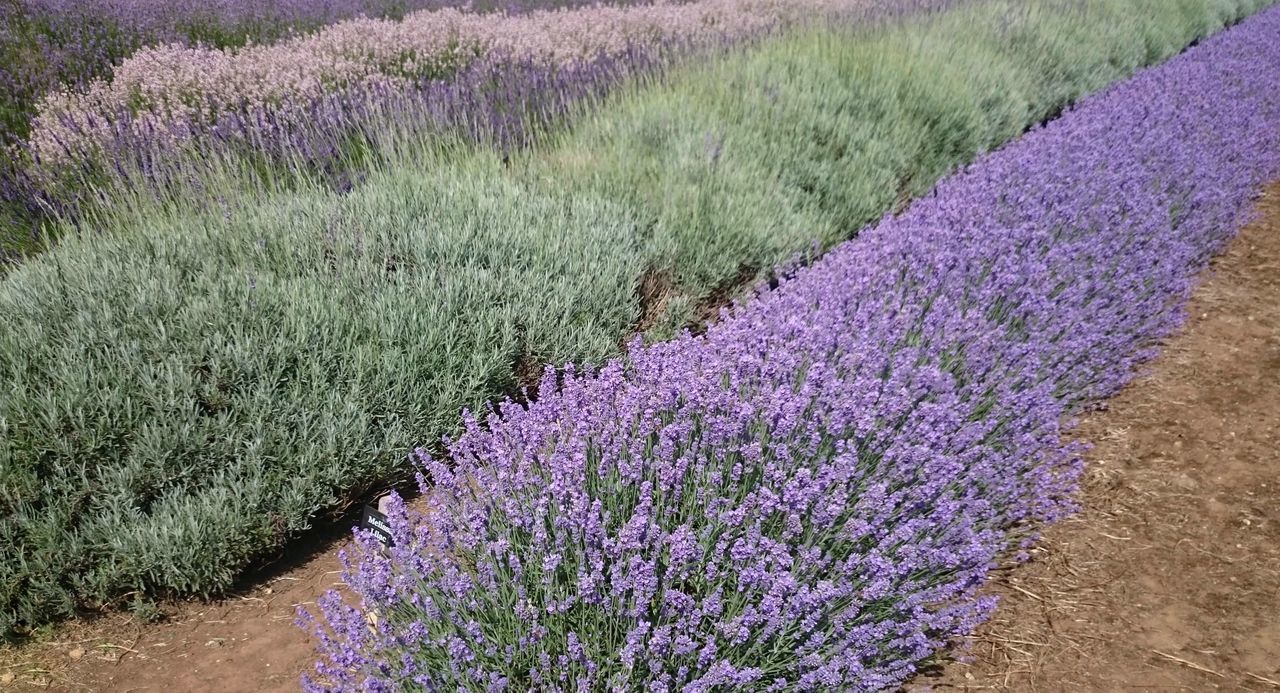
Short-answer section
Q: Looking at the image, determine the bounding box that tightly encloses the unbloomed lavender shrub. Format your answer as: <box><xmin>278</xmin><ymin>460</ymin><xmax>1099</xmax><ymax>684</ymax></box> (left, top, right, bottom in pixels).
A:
<box><xmin>301</xmin><ymin>5</ymin><xmax>1280</xmax><ymax>689</ymax></box>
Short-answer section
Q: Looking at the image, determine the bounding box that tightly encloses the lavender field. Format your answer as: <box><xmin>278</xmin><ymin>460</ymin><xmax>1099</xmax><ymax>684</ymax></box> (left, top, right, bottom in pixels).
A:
<box><xmin>1</xmin><ymin>0</ymin><xmax>1278</xmax><ymax>689</ymax></box>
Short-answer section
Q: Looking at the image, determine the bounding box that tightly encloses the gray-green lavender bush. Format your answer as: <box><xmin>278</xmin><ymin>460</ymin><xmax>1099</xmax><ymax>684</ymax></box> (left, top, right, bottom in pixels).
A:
<box><xmin>0</xmin><ymin>164</ymin><xmax>641</xmax><ymax>631</ymax></box>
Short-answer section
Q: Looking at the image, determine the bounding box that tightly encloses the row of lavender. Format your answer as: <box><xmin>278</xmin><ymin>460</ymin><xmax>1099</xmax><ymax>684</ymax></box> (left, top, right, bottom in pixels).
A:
<box><xmin>0</xmin><ymin>0</ymin><xmax>474</xmax><ymax>148</ymax></box>
<box><xmin>1</xmin><ymin>0</ymin><xmax>958</xmax><ymax>256</ymax></box>
<box><xmin>302</xmin><ymin>5</ymin><xmax>1280</xmax><ymax>690</ymax></box>
<box><xmin>0</xmin><ymin>0</ymin><xmax>626</xmax><ymax>250</ymax></box>
<box><xmin>25</xmin><ymin>0</ymin><xmax>933</xmax><ymax>166</ymax></box>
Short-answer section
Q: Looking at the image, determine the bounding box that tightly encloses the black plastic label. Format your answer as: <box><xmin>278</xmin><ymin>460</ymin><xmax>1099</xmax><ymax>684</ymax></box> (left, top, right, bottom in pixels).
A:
<box><xmin>360</xmin><ymin>505</ymin><xmax>395</xmax><ymax>547</ymax></box>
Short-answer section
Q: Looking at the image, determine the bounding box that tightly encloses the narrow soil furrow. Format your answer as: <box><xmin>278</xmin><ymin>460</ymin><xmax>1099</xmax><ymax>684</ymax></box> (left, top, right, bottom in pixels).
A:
<box><xmin>0</xmin><ymin>536</ymin><xmax>347</xmax><ymax>691</ymax></box>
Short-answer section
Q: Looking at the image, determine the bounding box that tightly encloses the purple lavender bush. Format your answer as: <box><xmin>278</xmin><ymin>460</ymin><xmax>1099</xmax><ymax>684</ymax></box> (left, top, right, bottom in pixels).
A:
<box><xmin>301</xmin><ymin>5</ymin><xmax>1280</xmax><ymax>689</ymax></box>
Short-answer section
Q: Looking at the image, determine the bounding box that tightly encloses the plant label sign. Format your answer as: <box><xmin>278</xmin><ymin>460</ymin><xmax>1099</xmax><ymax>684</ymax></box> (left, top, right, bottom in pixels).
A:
<box><xmin>360</xmin><ymin>505</ymin><xmax>395</xmax><ymax>547</ymax></box>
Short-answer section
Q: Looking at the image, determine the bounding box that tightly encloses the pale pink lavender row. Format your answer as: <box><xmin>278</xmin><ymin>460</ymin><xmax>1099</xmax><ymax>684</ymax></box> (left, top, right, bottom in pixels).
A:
<box><xmin>1</xmin><ymin>0</ymin><xmax>483</xmax><ymax>145</ymax></box>
<box><xmin>301</xmin><ymin>5</ymin><xmax>1280</xmax><ymax>690</ymax></box>
<box><xmin>28</xmin><ymin>0</ymin><xmax>898</xmax><ymax>167</ymax></box>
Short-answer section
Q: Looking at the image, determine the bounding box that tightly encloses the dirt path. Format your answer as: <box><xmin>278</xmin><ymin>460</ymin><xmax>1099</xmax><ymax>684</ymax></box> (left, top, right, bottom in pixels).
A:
<box><xmin>0</xmin><ymin>534</ymin><xmax>348</xmax><ymax>692</ymax></box>
<box><xmin>916</xmin><ymin>183</ymin><xmax>1280</xmax><ymax>691</ymax></box>
<box><xmin>3</xmin><ymin>185</ymin><xmax>1280</xmax><ymax>692</ymax></box>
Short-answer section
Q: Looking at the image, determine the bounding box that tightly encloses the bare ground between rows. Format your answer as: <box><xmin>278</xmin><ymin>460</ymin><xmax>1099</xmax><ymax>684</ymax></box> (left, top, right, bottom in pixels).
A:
<box><xmin>4</xmin><ymin>184</ymin><xmax>1280</xmax><ymax>692</ymax></box>
<box><xmin>0</xmin><ymin>528</ymin><xmax>349</xmax><ymax>691</ymax></box>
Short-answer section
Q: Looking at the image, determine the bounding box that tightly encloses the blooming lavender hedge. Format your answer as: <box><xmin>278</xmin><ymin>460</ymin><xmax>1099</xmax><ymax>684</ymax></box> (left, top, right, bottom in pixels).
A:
<box><xmin>0</xmin><ymin>0</ymin><xmax>467</xmax><ymax>148</ymax></box>
<box><xmin>302</xmin><ymin>5</ymin><xmax>1280</xmax><ymax>689</ymax></box>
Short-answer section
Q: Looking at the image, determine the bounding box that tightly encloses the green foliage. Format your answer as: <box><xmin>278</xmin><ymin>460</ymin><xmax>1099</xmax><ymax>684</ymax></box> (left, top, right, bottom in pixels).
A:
<box><xmin>1</xmin><ymin>0</ymin><xmax>1272</xmax><ymax>633</ymax></box>
<box><xmin>533</xmin><ymin>0</ymin><xmax>1271</xmax><ymax>300</ymax></box>
<box><xmin>1</xmin><ymin>162</ymin><xmax>640</xmax><ymax>631</ymax></box>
